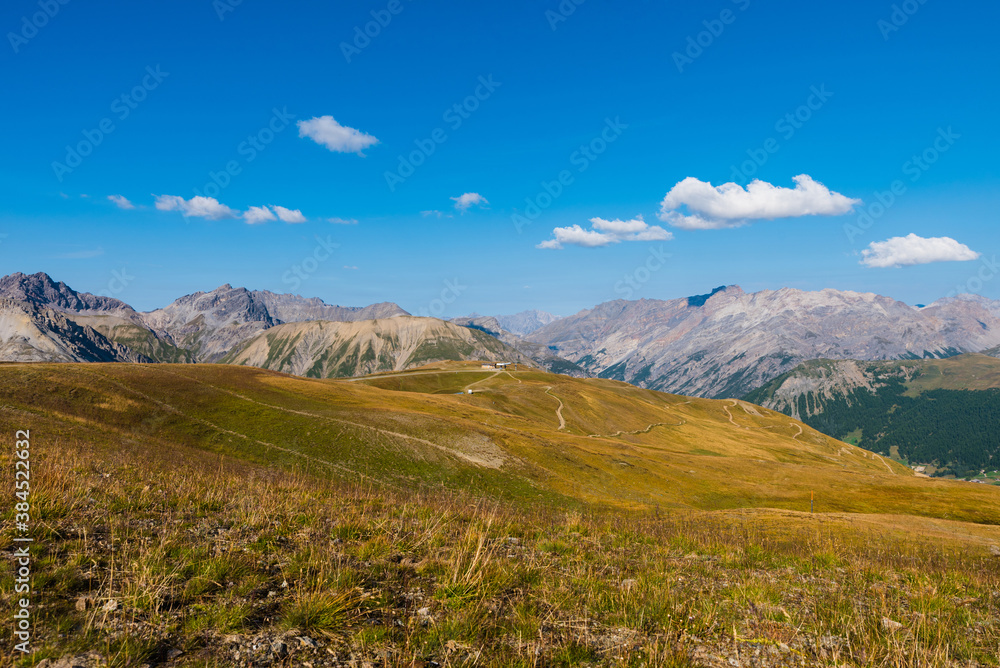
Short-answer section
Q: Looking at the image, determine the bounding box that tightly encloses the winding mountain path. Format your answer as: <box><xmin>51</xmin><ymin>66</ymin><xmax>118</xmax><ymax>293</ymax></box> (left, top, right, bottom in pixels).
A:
<box><xmin>545</xmin><ymin>386</ymin><xmax>566</xmax><ymax>430</ymax></box>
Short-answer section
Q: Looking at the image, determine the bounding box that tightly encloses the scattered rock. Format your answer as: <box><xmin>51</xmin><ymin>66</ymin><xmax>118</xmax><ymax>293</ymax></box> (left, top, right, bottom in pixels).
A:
<box><xmin>417</xmin><ymin>606</ymin><xmax>432</xmax><ymax>617</ymax></box>
<box><xmin>881</xmin><ymin>616</ymin><xmax>904</xmax><ymax>632</ymax></box>
<box><xmin>102</xmin><ymin>599</ymin><xmax>119</xmax><ymax>612</ymax></box>
<box><xmin>297</xmin><ymin>636</ymin><xmax>318</xmax><ymax>648</ymax></box>
<box><xmin>620</xmin><ymin>579</ymin><xmax>638</xmax><ymax>590</ymax></box>
<box><xmin>271</xmin><ymin>640</ymin><xmax>288</xmax><ymax>658</ymax></box>
<box><xmin>74</xmin><ymin>596</ymin><xmax>93</xmax><ymax>612</ymax></box>
<box><xmin>989</xmin><ymin>544</ymin><xmax>1000</xmax><ymax>557</ymax></box>
<box><xmin>166</xmin><ymin>648</ymin><xmax>183</xmax><ymax>660</ymax></box>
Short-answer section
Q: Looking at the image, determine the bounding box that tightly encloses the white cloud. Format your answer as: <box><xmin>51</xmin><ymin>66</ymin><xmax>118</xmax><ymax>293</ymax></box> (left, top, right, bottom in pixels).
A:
<box><xmin>297</xmin><ymin>116</ymin><xmax>379</xmax><ymax>155</ymax></box>
<box><xmin>272</xmin><ymin>206</ymin><xmax>307</xmax><ymax>224</ymax></box>
<box><xmin>155</xmin><ymin>195</ymin><xmax>238</xmax><ymax>220</ymax></box>
<box><xmin>328</xmin><ymin>217</ymin><xmax>358</xmax><ymax>225</ymax></box>
<box><xmin>244</xmin><ymin>206</ymin><xmax>276</xmax><ymax>225</ymax></box>
<box><xmin>343</xmin><ymin>265</ymin><xmax>359</xmax><ymax>270</ymax></box>
<box><xmin>108</xmin><ymin>195</ymin><xmax>134</xmax><ymax>210</ymax></box>
<box><xmin>451</xmin><ymin>192</ymin><xmax>489</xmax><ymax>212</ymax></box>
<box><xmin>860</xmin><ymin>233</ymin><xmax>981</xmax><ymax>268</ymax></box>
<box><xmin>538</xmin><ymin>215</ymin><xmax>673</xmax><ymax>250</ymax></box>
<box><xmin>658</xmin><ymin>174</ymin><xmax>860</xmax><ymax>229</ymax></box>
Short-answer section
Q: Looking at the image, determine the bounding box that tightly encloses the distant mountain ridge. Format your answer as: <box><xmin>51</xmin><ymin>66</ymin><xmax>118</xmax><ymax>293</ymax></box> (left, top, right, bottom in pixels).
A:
<box><xmin>223</xmin><ymin>316</ymin><xmax>534</xmax><ymax>378</ymax></box>
<box><xmin>527</xmin><ymin>285</ymin><xmax>1000</xmax><ymax>398</ymax></box>
<box><xmin>493</xmin><ymin>310</ymin><xmax>561</xmax><ymax>336</ymax></box>
<box><xmin>0</xmin><ymin>273</ymin><xmax>530</xmax><ymax>377</ymax></box>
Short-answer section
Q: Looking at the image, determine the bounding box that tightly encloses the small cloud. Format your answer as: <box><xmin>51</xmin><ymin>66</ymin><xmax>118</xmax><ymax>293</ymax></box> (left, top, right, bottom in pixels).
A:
<box><xmin>244</xmin><ymin>206</ymin><xmax>277</xmax><ymax>225</ymax></box>
<box><xmin>272</xmin><ymin>205</ymin><xmax>307</xmax><ymax>224</ymax></box>
<box><xmin>56</xmin><ymin>247</ymin><xmax>105</xmax><ymax>259</ymax></box>
<box><xmin>107</xmin><ymin>195</ymin><xmax>135</xmax><ymax>210</ymax></box>
<box><xmin>298</xmin><ymin>116</ymin><xmax>379</xmax><ymax>155</ymax></box>
<box><xmin>451</xmin><ymin>192</ymin><xmax>489</xmax><ymax>212</ymax></box>
<box><xmin>343</xmin><ymin>265</ymin><xmax>359</xmax><ymax>270</ymax></box>
<box><xmin>860</xmin><ymin>233</ymin><xmax>981</xmax><ymax>268</ymax></box>
<box><xmin>79</xmin><ymin>194</ymin><xmax>90</xmax><ymax>198</ymax></box>
<box><xmin>421</xmin><ymin>210</ymin><xmax>451</xmax><ymax>218</ymax></box>
<box><xmin>155</xmin><ymin>194</ymin><xmax>238</xmax><ymax>220</ymax></box>
<box><xmin>328</xmin><ymin>217</ymin><xmax>358</xmax><ymax>225</ymax></box>
<box><xmin>538</xmin><ymin>215</ymin><xmax>673</xmax><ymax>250</ymax></box>
<box><xmin>59</xmin><ymin>192</ymin><xmax>69</xmax><ymax>199</ymax></box>
<box><xmin>659</xmin><ymin>175</ymin><xmax>860</xmax><ymax>229</ymax></box>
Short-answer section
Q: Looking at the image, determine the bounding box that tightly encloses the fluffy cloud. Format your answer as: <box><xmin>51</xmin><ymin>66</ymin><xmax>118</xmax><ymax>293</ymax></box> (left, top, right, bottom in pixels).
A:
<box><xmin>107</xmin><ymin>195</ymin><xmax>134</xmax><ymax>210</ymax></box>
<box><xmin>451</xmin><ymin>192</ymin><xmax>489</xmax><ymax>212</ymax></box>
<box><xmin>860</xmin><ymin>234</ymin><xmax>981</xmax><ymax>268</ymax></box>
<box><xmin>154</xmin><ymin>195</ymin><xmax>238</xmax><ymax>220</ymax></box>
<box><xmin>538</xmin><ymin>215</ymin><xmax>673</xmax><ymax>250</ymax></box>
<box><xmin>659</xmin><ymin>175</ymin><xmax>860</xmax><ymax>229</ymax></box>
<box><xmin>272</xmin><ymin>205</ymin><xmax>307</xmax><ymax>223</ymax></box>
<box><xmin>244</xmin><ymin>206</ymin><xmax>276</xmax><ymax>225</ymax></box>
<box><xmin>298</xmin><ymin>116</ymin><xmax>379</xmax><ymax>155</ymax></box>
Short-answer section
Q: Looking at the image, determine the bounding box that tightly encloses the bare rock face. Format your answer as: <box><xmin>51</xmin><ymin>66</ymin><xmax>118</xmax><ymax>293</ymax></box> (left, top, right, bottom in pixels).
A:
<box><xmin>0</xmin><ymin>299</ymin><xmax>151</xmax><ymax>363</ymax></box>
<box><xmin>527</xmin><ymin>286</ymin><xmax>1000</xmax><ymax>398</ymax></box>
<box><xmin>223</xmin><ymin>316</ymin><xmax>532</xmax><ymax>378</ymax></box>
<box><xmin>0</xmin><ymin>272</ymin><xmax>133</xmax><ymax>314</ymax></box>
<box><xmin>140</xmin><ymin>285</ymin><xmax>410</xmax><ymax>362</ymax></box>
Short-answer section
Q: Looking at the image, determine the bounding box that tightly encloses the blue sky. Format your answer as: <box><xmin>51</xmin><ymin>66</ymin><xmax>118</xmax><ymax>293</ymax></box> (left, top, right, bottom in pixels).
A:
<box><xmin>1</xmin><ymin>0</ymin><xmax>997</xmax><ymax>315</ymax></box>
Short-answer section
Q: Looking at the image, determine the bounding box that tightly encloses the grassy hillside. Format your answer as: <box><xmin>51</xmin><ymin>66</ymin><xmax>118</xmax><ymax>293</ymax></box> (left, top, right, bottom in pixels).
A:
<box><xmin>746</xmin><ymin>354</ymin><xmax>1000</xmax><ymax>477</ymax></box>
<box><xmin>3</xmin><ymin>363</ymin><xmax>1000</xmax><ymax>666</ymax></box>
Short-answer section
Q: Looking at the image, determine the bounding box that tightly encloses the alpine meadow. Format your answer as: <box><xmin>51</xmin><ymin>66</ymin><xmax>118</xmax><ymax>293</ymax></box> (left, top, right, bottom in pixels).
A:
<box><xmin>3</xmin><ymin>1</ymin><xmax>1000</xmax><ymax>667</ymax></box>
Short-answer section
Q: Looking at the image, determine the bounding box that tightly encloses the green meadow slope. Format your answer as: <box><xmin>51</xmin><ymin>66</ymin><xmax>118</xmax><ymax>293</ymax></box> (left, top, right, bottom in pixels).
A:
<box><xmin>5</xmin><ymin>362</ymin><xmax>1000</xmax><ymax>666</ymax></box>
<box><xmin>4</xmin><ymin>361</ymin><xmax>1000</xmax><ymax>522</ymax></box>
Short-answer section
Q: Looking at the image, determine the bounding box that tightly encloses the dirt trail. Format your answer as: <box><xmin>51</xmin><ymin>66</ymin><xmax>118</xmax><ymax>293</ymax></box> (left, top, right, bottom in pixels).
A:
<box><xmin>723</xmin><ymin>400</ymin><xmax>749</xmax><ymax>429</ymax></box>
<box><xmin>340</xmin><ymin>368</ymin><xmax>498</xmax><ymax>382</ymax></box>
<box><xmin>588</xmin><ymin>420</ymin><xmax>686</xmax><ymax>439</ymax></box>
<box><xmin>120</xmin><ymin>367</ymin><xmax>507</xmax><ymax>469</ymax></box>
<box><xmin>874</xmin><ymin>454</ymin><xmax>896</xmax><ymax>474</ymax></box>
<box><xmin>790</xmin><ymin>423</ymin><xmax>803</xmax><ymax>440</ymax></box>
<box><xmin>463</xmin><ymin>370</ymin><xmax>501</xmax><ymax>392</ymax></box>
<box><xmin>83</xmin><ymin>369</ymin><xmax>391</xmax><ymax>484</ymax></box>
<box><xmin>544</xmin><ymin>386</ymin><xmax>566</xmax><ymax>430</ymax></box>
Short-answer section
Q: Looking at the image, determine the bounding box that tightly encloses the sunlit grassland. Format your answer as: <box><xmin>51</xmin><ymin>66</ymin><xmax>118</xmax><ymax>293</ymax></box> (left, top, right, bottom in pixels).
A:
<box><xmin>2</xmin><ymin>362</ymin><xmax>1000</xmax><ymax>665</ymax></box>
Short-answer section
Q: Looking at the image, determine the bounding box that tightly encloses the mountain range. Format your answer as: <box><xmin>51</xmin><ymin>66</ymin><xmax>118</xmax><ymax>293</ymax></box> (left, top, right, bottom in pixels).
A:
<box><xmin>527</xmin><ymin>285</ymin><xmax>1000</xmax><ymax>398</ymax></box>
<box><xmin>4</xmin><ymin>272</ymin><xmax>1000</xmax><ymax>396</ymax></box>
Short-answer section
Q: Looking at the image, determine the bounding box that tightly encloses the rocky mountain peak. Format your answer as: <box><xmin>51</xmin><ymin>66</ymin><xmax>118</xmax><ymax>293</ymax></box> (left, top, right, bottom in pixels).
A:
<box><xmin>0</xmin><ymin>271</ymin><xmax>134</xmax><ymax>313</ymax></box>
